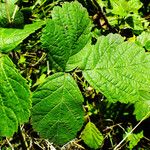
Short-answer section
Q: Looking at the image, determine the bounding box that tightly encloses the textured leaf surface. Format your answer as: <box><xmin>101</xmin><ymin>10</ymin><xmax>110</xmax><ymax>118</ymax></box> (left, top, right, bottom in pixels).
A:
<box><xmin>41</xmin><ymin>1</ymin><xmax>91</xmax><ymax>71</ymax></box>
<box><xmin>81</xmin><ymin>122</ymin><xmax>104</xmax><ymax>149</ymax></box>
<box><xmin>0</xmin><ymin>21</ymin><xmax>44</xmax><ymax>53</ymax></box>
<box><xmin>0</xmin><ymin>54</ymin><xmax>31</xmax><ymax>137</ymax></box>
<box><xmin>134</xmin><ymin>91</ymin><xmax>150</xmax><ymax>120</ymax></box>
<box><xmin>83</xmin><ymin>34</ymin><xmax>150</xmax><ymax>103</ymax></box>
<box><xmin>31</xmin><ymin>73</ymin><xmax>84</xmax><ymax>145</ymax></box>
<box><xmin>65</xmin><ymin>41</ymin><xmax>91</xmax><ymax>71</ymax></box>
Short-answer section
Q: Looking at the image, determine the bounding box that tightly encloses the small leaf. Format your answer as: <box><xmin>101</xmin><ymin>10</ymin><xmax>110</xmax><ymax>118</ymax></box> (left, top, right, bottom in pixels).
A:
<box><xmin>0</xmin><ymin>54</ymin><xmax>31</xmax><ymax>137</ymax></box>
<box><xmin>81</xmin><ymin>122</ymin><xmax>104</xmax><ymax>149</ymax></box>
<box><xmin>31</xmin><ymin>73</ymin><xmax>84</xmax><ymax>145</ymax></box>
<box><xmin>0</xmin><ymin>21</ymin><xmax>44</xmax><ymax>53</ymax></box>
<box><xmin>41</xmin><ymin>1</ymin><xmax>91</xmax><ymax>71</ymax></box>
<box><xmin>126</xmin><ymin>129</ymin><xmax>143</xmax><ymax>150</ymax></box>
<box><xmin>83</xmin><ymin>34</ymin><xmax>150</xmax><ymax>103</ymax></box>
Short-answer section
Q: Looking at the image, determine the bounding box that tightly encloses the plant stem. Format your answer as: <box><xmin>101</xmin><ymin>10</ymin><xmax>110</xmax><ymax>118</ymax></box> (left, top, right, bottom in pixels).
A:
<box><xmin>11</xmin><ymin>5</ymin><xmax>18</xmax><ymax>22</ymax></box>
<box><xmin>6</xmin><ymin>138</ymin><xmax>14</xmax><ymax>150</ymax></box>
<box><xmin>18</xmin><ymin>125</ymin><xmax>29</xmax><ymax>150</ymax></box>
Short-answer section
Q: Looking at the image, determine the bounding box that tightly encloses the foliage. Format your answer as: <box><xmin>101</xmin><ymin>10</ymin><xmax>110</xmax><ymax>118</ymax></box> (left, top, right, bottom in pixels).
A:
<box><xmin>97</xmin><ymin>0</ymin><xmax>149</xmax><ymax>31</ymax></box>
<box><xmin>32</xmin><ymin>72</ymin><xmax>84</xmax><ymax>145</ymax></box>
<box><xmin>0</xmin><ymin>21</ymin><xmax>44</xmax><ymax>53</ymax></box>
<box><xmin>81</xmin><ymin>122</ymin><xmax>104</xmax><ymax>149</ymax></box>
<box><xmin>0</xmin><ymin>0</ymin><xmax>150</xmax><ymax>149</ymax></box>
<box><xmin>0</xmin><ymin>54</ymin><xmax>30</xmax><ymax>137</ymax></box>
<box><xmin>41</xmin><ymin>1</ymin><xmax>91</xmax><ymax>71</ymax></box>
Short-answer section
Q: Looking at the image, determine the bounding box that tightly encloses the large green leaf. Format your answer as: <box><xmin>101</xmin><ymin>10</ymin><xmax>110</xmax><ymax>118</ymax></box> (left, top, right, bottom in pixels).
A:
<box><xmin>0</xmin><ymin>21</ymin><xmax>44</xmax><ymax>53</ymax></box>
<box><xmin>41</xmin><ymin>1</ymin><xmax>91</xmax><ymax>71</ymax></box>
<box><xmin>0</xmin><ymin>54</ymin><xmax>31</xmax><ymax>137</ymax></box>
<box><xmin>83</xmin><ymin>34</ymin><xmax>150</xmax><ymax>103</ymax></box>
<box><xmin>31</xmin><ymin>73</ymin><xmax>84</xmax><ymax>145</ymax></box>
<box><xmin>81</xmin><ymin>122</ymin><xmax>104</xmax><ymax>149</ymax></box>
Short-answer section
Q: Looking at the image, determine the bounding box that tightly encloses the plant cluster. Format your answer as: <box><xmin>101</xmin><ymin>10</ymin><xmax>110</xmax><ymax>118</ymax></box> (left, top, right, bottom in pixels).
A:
<box><xmin>0</xmin><ymin>0</ymin><xmax>150</xmax><ymax>149</ymax></box>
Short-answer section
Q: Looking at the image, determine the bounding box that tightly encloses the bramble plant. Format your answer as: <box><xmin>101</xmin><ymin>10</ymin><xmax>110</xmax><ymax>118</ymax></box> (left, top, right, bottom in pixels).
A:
<box><xmin>0</xmin><ymin>0</ymin><xmax>150</xmax><ymax>149</ymax></box>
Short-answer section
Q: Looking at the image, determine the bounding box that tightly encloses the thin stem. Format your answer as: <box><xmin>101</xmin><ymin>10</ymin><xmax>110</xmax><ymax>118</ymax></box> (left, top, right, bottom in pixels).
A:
<box><xmin>18</xmin><ymin>125</ymin><xmax>29</xmax><ymax>150</ymax></box>
<box><xmin>6</xmin><ymin>138</ymin><xmax>14</xmax><ymax>150</ymax></box>
<box><xmin>11</xmin><ymin>5</ymin><xmax>18</xmax><ymax>22</ymax></box>
<box><xmin>114</xmin><ymin>111</ymin><xmax>150</xmax><ymax>150</ymax></box>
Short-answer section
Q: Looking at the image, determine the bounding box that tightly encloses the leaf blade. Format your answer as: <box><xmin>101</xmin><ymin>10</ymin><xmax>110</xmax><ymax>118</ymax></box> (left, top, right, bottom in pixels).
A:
<box><xmin>0</xmin><ymin>55</ymin><xmax>31</xmax><ymax>136</ymax></box>
<box><xmin>83</xmin><ymin>34</ymin><xmax>150</xmax><ymax>103</ymax></box>
<box><xmin>41</xmin><ymin>1</ymin><xmax>91</xmax><ymax>71</ymax></box>
<box><xmin>0</xmin><ymin>21</ymin><xmax>44</xmax><ymax>53</ymax></box>
<box><xmin>31</xmin><ymin>73</ymin><xmax>84</xmax><ymax>145</ymax></box>
<box><xmin>81</xmin><ymin>122</ymin><xmax>104</xmax><ymax>149</ymax></box>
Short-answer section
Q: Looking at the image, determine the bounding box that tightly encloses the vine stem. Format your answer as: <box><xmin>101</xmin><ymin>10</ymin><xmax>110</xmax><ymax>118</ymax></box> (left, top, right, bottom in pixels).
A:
<box><xmin>114</xmin><ymin>111</ymin><xmax>150</xmax><ymax>150</ymax></box>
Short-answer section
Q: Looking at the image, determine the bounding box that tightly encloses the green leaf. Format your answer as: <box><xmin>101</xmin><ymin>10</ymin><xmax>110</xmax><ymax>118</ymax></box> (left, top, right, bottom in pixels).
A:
<box><xmin>110</xmin><ymin>0</ymin><xmax>142</xmax><ymax>17</ymax></box>
<box><xmin>31</xmin><ymin>73</ymin><xmax>84</xmax><ymax>145</ymax></box>
<box><xmin>0</xmin><ymin>54</ymin><xmax>31</xmax><ymax>137</ymax></box>
<box><xmin>134</xmin><ymin>90</ymin><xmax>150</xmax><ymax>120</ymax></box>
<box><xmin>136</xmin><ymin>31</ymin><xmax>150</xmax><ymax>51</ymax></box>
<box><xmin>0</xmin><ymin>21</ymin><xmax>44</xmax><ymax>53</ymax></box>
<box><xmin>41</xmin><ymin>1</ymin><xmax>91</xmax><ymax>71</ymax></box>
<box><xmin>83</xmin><ymin>34</ymin><xmax>150</xmax><ymax>103</ymax></box>
<box><xmin>81</xmin><ymin>122</ymin><xmax>104</xmax><ymax>149</ymax></box>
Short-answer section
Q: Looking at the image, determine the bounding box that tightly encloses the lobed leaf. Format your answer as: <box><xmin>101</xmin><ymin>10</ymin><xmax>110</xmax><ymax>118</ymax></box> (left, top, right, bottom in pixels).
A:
<box><xmin>0</xmin><ymin>21</ymin><xmax>44</xmax><ymax>53</ymax></box>
<box><xmin>0</xmin><ymin>54</ymin><xmax>31</xmax><ymax>137</ymax></box>
<box><xmin>41</xmin><ymin>1</ymin><xmax>91</xmax><ymax>71</ymax></box>
<box><xmin>31</xmin><ymin>73</ymin><xmax>84</xmax><ymax>145</ymax></box>
<box><xmin>81</xmin><ymin>122</ymin><xmax>104</xmax><ymax>149</ymax></box>
<box><xmin>83</xmin><ymin>34</ymin><xmax>150</xmax><ymax>103</ymax></box>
